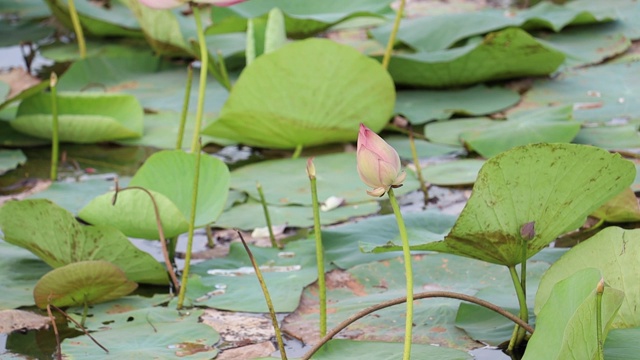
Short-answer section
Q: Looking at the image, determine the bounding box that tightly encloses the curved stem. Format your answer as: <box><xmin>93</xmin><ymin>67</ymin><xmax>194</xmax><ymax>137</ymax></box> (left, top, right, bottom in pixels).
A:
<box><xmin>190</xmin><ymin>5</ymin><xmax>208</xmax><ymax>152</ymax></box>
<box><xmin>301</xmin><ymin>290</ymin><xmax>534</xmax><ymax>360</ymax></box>
<box><xmin>381</xmin><ymin>0</ymin><xmax>406</xmax><ymax>69</ymax></box>
<box><xmin>238</xmin><ymin>232</ymin><xmax>287</xmax><ymax>360</ymax></box>
<box><xmin>67</xmin><ymin>0</ymin><xmax>86</xmax><ymax>59</ymax></box>
<box><xmin>507</xmin><ymin>265</ymin><xmax>529</xmax><ymax>351</ymax></box>
<box><xmin>177</xmin><ymin>142</ymin><xmax>203</xmax><ymax>309</ymax></box>
<box><xmin>387</xmin><ymin>188</ymin><xmax>413</xmax><ymax>360</ymax></box>
<box><xmin>112</xmin><ymin>184</ymin><xmax>180</xmax><ymax>292</ymax></box>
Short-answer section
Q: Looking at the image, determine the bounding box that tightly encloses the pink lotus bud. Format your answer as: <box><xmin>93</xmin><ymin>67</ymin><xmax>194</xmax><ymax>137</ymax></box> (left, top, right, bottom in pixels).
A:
<box><xmin>357</xmin><ymin>123</ymin><xmax>406</xmax><ymax>197</ymax></box>
<box><xmin>306</xmin><ymin>157</ymin><xmax>316</xmax><ymax>179</ymax></box>
<box><xmin>138</xmin><ymin>0</ymin><xmax>186</xmax><ymax>9</ymax></box>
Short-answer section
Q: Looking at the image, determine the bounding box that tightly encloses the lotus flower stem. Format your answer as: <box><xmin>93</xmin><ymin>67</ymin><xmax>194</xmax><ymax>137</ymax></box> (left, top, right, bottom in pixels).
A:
<box><xmin>292</xmin><ymin>144</ymin><xmax>303</xmax><ymax>159</ymax></box>
<box><xmin>49</xmin><ymin>72</ymin><xmax>59</xmax><ymax>181</ymax></box>
<box><xmin>205</xmin><ymin>224</ymin><xmax>215</xmax><ymax>248</ymax></box>
<box><xmin>381</xmin><ymin>0</ymin><xmax>406</xmax><ymax>69</ymax></box>
<box><xmin>301</xmin><ymin>290</ymin><xmax>534</xmax><ymax>360</ymax></box>
<box><xmin>176</xmin><ymin>64</ymin><xmax>193</xmax><ymax>150</ymax></box>
<box><xmin>177</xmin><ymin>139</ymin><xmax>203</xmax><ymax>309</ymax></box>
<box><xmin>307</xmin><ymin>158</ymin><xmax>327</xmax><ymax>336</ymax></box>
<box><xmin>216</xmin><ymin>49</ymin><xmax>231</xmax><ymax>91</ymax></box>
<box><xmin>112</xmin><ymin>183</ymin><xmax>181</xmax><ymax>292</ymax></box>
<box><xmin>256</xmin><ymin>182</ymin><xmax>279</xmax><ymax>248</ymax></box>
<box><xmin>507</xmin><ymin>265</ymin><xmax>529</xmax><ymax>352</ymax></box>
<box><xmin>238</xmin><ymin>231</ymin><xmax>288</xmax><ymax>360</ymax></box>
<box><xmin>67</xmin><ymin>0</ymin><xmax>86</xmax><ymax>59</ymax></box>
<box><xmin>596</xmin><ymin>278</ymin><xmax>605</xmax><ymax>360</ymax></box>
<box><xmin>387</xmin><ymin>187</ymin><xmax>413</xmax><ymax>360</ymax></box>
<box><xmin>190</xmin><ymin>5</ymin><xmax>208</xmax><ymax>153</ymax></box>
<box><xmin>408</xmin><ymin>126</ymin><xmax>428</xmax><ymax>206</ymax></box>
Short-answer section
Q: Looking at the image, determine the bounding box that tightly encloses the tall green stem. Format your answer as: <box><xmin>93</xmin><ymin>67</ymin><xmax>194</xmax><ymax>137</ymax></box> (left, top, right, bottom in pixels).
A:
<box><xmin>176</xmin><ymin>64</ymin><xmax>193</xmax><ymax>150</ymax></box>
<box><xmin>387</xmin><ymin>188</ymin><xmax>413</xmax><ymax>360</ymax></box>
<box><xmin>67</xmin><ymin>0</ymin><xmax>86</xmax><ymax>59</ymax></box>
<box><xmin>190</xmin><ymin>5</ymin><xmax>208</xmax><ymax>152</ymax></box>
<box><xmin>408</xmin><ymin>127</ymin><xmax>428</xmax><ymax>205</ymax></box>
<box><xmin>381</xmin><ymin>0</ymin><xmax>406</xmax><ymax>69</ymax></box>
<box><xmin>49</xmin><ymin>72</ymin><xmax>59</xmax><ymax>181</ymax></box>
<box><xmin>292</xmin><ymin>144</ymin><xmax>303</xmax><ymax>159</ymax></box>
<box><xmin>257</xmin><ymin>182</ymin><xmax>279</xmax><ymax>248</ymax></box>
<box><xmin>507</xmin><ymin>265</ymin><xmax>529</xmax><ymax>352</ymax></box>
<box><xmin>308</xmin><ymin>159</ymin><xmax>326</xmax><ymax>336</ymax></box>
<box><xmin>177</xmin><ymin>142</ymin><xmax>202</xmax><ymax>309</ymax></box>
<box><xmin>596</xmin><ymin>278</ymin><xmax>605</xmax><ymax>360</ymax></box>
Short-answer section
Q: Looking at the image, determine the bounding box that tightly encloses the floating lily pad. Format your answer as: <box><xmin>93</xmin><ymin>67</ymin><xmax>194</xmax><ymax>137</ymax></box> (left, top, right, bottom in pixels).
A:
<box><xmin>459</xmin><ymin>105</ymin><xmax>580</xmax><ymax>158</ymax></box>
<box><xmin>206</xmin><ymin>0</ymin><xmax>393</xmax><ymax>38</ymax></box>
<box><xmin>395</xmin><ymin>85</ymin><xmax>520</xmax><ymax>124</ymax></box>
<box><xmin>535</xmin><ymin>227</ymin><xmax>640</xmax><ymax>328</ymax></box>
<box><xmin>604</xmin><ymin>327</ymin><xmax>640</xmax><ymax>360</ymax></box>
<box><xmin>202</xmin><ymin>38</ymin><xmax>395</xmax><ymax>148</ymax></box>
<box><xmin>28</xmin><ymin>178</ymin><xmax>130</xmax><ymax>215</ymax></box>
<box><xmin>425</xmin><ymin>117</ymin><xmax>494</xmax><ymax>147</ymax></box>
<box><xmin>229</xmin><ymin>153</ymin><xmax>420</xmax><ymax>206</ymax></box>
<box><xmin>79</xmin><ymin>150</ymin><xmax>230</xmax><ymax>239</ymax></box>
<box><xmin>33</xmin><ymin>260</ymin><xmax>138</xmax><ymax>308</ymax></box>
<box><xmin>384</xmin><ymin>136</ymin><xmax>461</xmax><ymax>160</ymax></box>
<box><xmin>573</xmin><ymin>124</ymin><xmax>640</xmax><ymax>150</ymax></box>
<box><xmin>386</xmin><ymin>28</ymin><xmax>565</xmax><ymax>88</ymax></box>
<box><xmin>592</xmin><ymin>188</ymin><xmax>640</xmax><ymax>223</ymax></box>
<box><xmin>423</xmin><ymin>159</ymin><xmax>484</xmax><ymax>186</ymax></box>
<box><xmin>522</xmin><ymin>61</ymin><xmax>640</xmax><ymax>124</ymax></box>
<box><xmin>0</xmin><ymin>149</ymin><xmax>26</xmax><ymax>175</ymax></box>
<box><xmin>366</xmin><ymin>144</ymin><xmax>635</xmax><ymax>266</ymax></box>
<box><xmin>371</xmin><ymin>1</ymin><xmax>616</xmax><ymax>52</ymax></box>
<box><xmin>12</xmin><ymin>92</ymin><xmax>144</xmax><ymax>143</ymax></box>
<box><xmin>0</xmin><ymin>241</ymin><xmax>51</xmax><ymax>309</ymax></box>
<box><xmin>0</xmin><ymin>199</ymin><xmax>168</xmax><ymax>285</ymax></box>
<box><xmin>44</xmin><ymin>0</ymin><xmax>141</xmax><ymax>37</ymax></box>
<box><xmin>61</xmin><ymin>308</ymin><xmax>218</xmax><ymax>359</ymax></box>
<box><xmin>216</xmin><ymin>200</ymin><xmax>379</xmax><ymax>229</ymax></box>
<box><xmin>314</xmin><ymin>339</ymin><xmax>471</xmax><ymax>359</ymax></box>
<box><xmin>523</xmin><ymin>268</ymin><xmax>623</xmax><ymax>360</ymax></box>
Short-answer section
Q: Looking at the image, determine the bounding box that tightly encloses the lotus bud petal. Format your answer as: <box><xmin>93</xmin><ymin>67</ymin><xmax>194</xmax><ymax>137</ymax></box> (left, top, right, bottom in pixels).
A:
<box><xmin>138</xmin><ymin>0</ymin><xmax>186</xmax><ymax>9</ymax></box>
<box><xmin>357</xmin><ymin>123</ymin><xmax>405</xmax><ymax>197</ymax></box>
<box><xmin>306</xmin><ymin>157</ymin><xmax>316</xmax><ymax>179</ymax></box>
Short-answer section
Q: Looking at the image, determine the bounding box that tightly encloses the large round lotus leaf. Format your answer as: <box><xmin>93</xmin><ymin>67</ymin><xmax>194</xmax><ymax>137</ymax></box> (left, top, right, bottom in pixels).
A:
<box><xmin>201</xmin><ymin>38</ymin><xmax>395</xmax><ymax>149</ymax></box>
<box><xmin>79</xmin><ymin>150</ymin><xmax>230</xmax><ymax>239</ymax></box>
<box><xmin>523</xmin><ymin>268</ymin><xmax>624</xmax><ymax>360</ymax></box>
<box><xmin>33</xmin><ymin>260</ymin><xmax>137</xmax><ymax>308</ymax></box>
<box><xmin>0</xmin><ymin>241</ymin><xmax>51</xmax><ymax>310</ymax></box>
<box><xmin>0</xmin><ymin>199</ymin><xmax>168</xmax><ymax>285</ymax></box>
<box><xmin>0</xmin><ymin>149</ymin><xmax>26</xmax><ymax>175</ymax></box>
<box><xmin>12</xmin><ymin>92</ymin><xmax>143</xmax><ymax>143</ymax></box>
<box><xmin>367</xmin><ymin>144</ymin><xmax>635</xmax><ymax>266</ymax></box>
<box><xmin>313</xmin><ymin>339</ymin><xmax>470</xmax><ymax>359</ymax></box>
<box><xmin>535</xmin><ymin>227</ymin><xmax>640</xmax><ymax>328</ymax></box>
<box><xmin>43</xmin><ymin>0</ymin><xmax>140</xmax><ymax>37</ymax></box>
<box><xmin>423</xmin><ymin>159</ymin><xmax>484</xmax><ymax>186</ymax></box>
<box><xmin>228</xmin><ymin>153</ymin><xmax>420</xmax><ymax>206</ymax></box>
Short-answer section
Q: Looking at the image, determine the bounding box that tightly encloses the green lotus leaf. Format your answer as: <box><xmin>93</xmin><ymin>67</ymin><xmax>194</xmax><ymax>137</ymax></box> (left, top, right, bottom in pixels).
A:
<box><xmin>0</xmin><ymin>149</ymin><xmax>26</xmax><ymax>175</ymax></box>
<box><xmin>367</xmin><ymin>144</ymin><xmax>635</xmax><ymax>266</ymax></box>
<box><xmin>43</xmin><ymin>0</ymin><xmax>141</xmax><ymax>37</ymax></box>
<box><xmin>0</xmin><ymin>199</ymin><xmax>168</xmax><ymax>285</ymax></box>
<box><xmin>386</xmin><ymin>28</ymin><xmax>565</xmax><ymax>88</ymax></box>
<box><xmin>12</xmin><ymin>92</ymin><xmax>143</xmax><ymax>143</ymax></box>
<box><xmin>313</xmin><ymin>339</ymin><xmax>471</xmax><ymax>359</ymax></box>
<box><xmin>535</xmin><ymin>227</ymin><xmax>640</xmax><ymax>328</ymax></box>
<box><xmin>592</xmin><ymin>188</ymin><xmax>640</xmax><ymax>223</ymax></box>
<box><xmin>201</xmin><ymin>38</ymin><xmax>395</xmax><ymax>149</ymax></box>
<box><xmin>79</xmin><ymin>150</ymin><xmax>230</xmax><ymax>239</ymax></box>
<box><xmin>33</xmin><ymin>260</ymin><xmax>138</xmax><ymax>308</ymax></box>
<box><xmin>523</xmin><ymin>268</ymin><xmax>624</xmax><ymax>360</ymax></box>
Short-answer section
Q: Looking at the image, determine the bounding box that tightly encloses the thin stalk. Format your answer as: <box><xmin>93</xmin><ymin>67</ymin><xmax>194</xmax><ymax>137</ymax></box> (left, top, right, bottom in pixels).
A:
<box><xmin>168</xmin><ymin>236</ymin><xmax>178</xmax><ymax>265</ymax></box>
<box><xmin>49</xmin><ymin>72</ymin><xmax>59</xmax><ymax>181</ymax></box>
<box><xmin>66</xmin><ymin>0</ymin><xmax>86</xmax><ymax>59</ymax></box>
<box><xmin>46</xmin><ymin>301</ymin><xmax>62</xmax><ymax>360</ymax></box>
<box><xmin>205</xmin><ymin>224</ymin><xmax>215</xmax><ymax>248</ymax></box>
<box><xmin>292</xmin><ymin>144</ymin><xmax>303</xmax><ymax>159</ymax></box>
<box><xmin>387</xmin><ymin>188</ymin><xmax>413</xmax><ymax>360</ymax></box>
<box><xmin>177</xmin><ymin>141</ymin><xmax>203</xmax><ymax>309</ymax></box>
<box><xmin>238</xmin><ymin>231</ymin><xmax>287</xmax><ymax>360</ymax></box>
<box><xmin>176</xmin><ymin>64</ymin><xmax>193</xmax><ymax>150</ymax></box>
<box><xmin>507</xmin><ymin>265</ymin><xmax>529</xmax><ymax>352</ymax></box>
<box><xmin>381</xmin><ymin>0</ymin><xmax>406</xmax><ymax>69</ymax></box>
<box><xmin>190</xmin><ymin>5</ymin><xmax>209</xmax><ymax>152</ymax></box>
<box><xmin>307</xmin><ymin>158</ymin><xmax>326</xmax><ymax>336</ymax></box>
<box><xmin>408</xmin><ymin>126</ymin><xmax>428</xmax><ymax>206</ymax></box>
<box><xmin>596</xmin><ymin>278</ymin><xmax>605</xmax><ymax>360</ymax></box>
<box><xmin>256</xmin><ymin>182</ymin><xmax>279</xmax><ymax>248</ymax></box>
<box><xmin>301</xmin><ymin>290</ymin><xmax>534</xmax><ymax>360</ymax></box>
<box><xmin>216</xmin><ymin>50</ymin><xmax>231</xmax><ymax>91</ymax></box>
<box><xmin>112</xmin><ymin>183</ymin><xmax>181</xmax><ymax>292</ymax></box>
<box><xmin>50</xmin><ymin>304</ymin><xmax>109</xmax><ymax>354</ymax></box>
<box><xmin>81</xmin><ymin>297</ymin><xmax>88</xmax><ymax>327</ymax></box>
